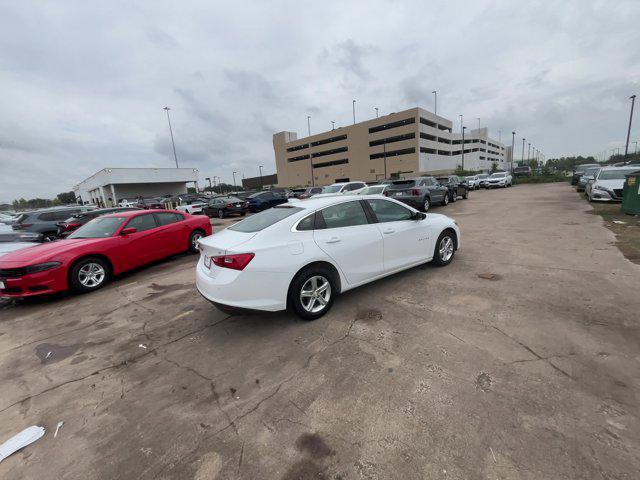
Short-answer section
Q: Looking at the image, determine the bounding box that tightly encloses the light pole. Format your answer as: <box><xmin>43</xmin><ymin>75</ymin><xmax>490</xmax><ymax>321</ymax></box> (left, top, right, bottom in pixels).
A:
<box><xmin>307</xmin><ymin>115</ymin><xmax>311</xmax><ymax>137</ymax></box>
<box><xmin>527</xmin><ymin>143</ymin><xmax>531</xmax><ymax>163</ymax></box>
<box><xmin>511</xmin><ymin>131</ymin><xmax>516</xmax><ymax>173</ymax></box>
<box><xmin>374</xmin><ymin>107</ymin><xmax>379</xmax><ymax>118</ymax></box>
<box><xmin>521</xmin><ymin>138</ymin><xmax>526</xmax><ymax>165</ymax></box>
<box><xmin>432</xmin><ymin>91</ymin><xmax>437</xmax><ymax>115</ymax></box>
<box><xmin>624</xmin><ymin>95</ymin><xmax>636</xmax><ymax>158</ymax></box>
<box><xmin>205</xmin><ymin>177</ymin><xmax>212</xmax><ymax>190</ymax></box>
<box><xmin>459</xmin><ymin>114</ymin><xmax>463</xmax><ymax>133</ymax></box>
<box><xmin>163</xmin><ymin>106</ymin><xmax>179</xmax><ymax>168</ymax></box>
<box><xmin>232</xmin><ymin>171</ymin><xmax>237</xmax><ymax>191</ymax></box>
<box><xmin>331</xmin><ymin>120</ymin><xmax>335</xmax><ymax>130</ymax></box>
<box><xmin>259</xmin><ymin>165</ymin><xmax>264</xmax><ymax>190</ymax></box>
<box><xmin>383</xmin><ymin>138</ymin><xmax>387</xmax><ymax>179</ymax></box>
<box><xmin>462</xmin><ymin>126</ymin><xmax>466</xmax><ymax>170</ymax></box>
<box><xmin>352</xmin><ymin>100</ymin><xmax>356</xmax><ymax>124</ymax></box>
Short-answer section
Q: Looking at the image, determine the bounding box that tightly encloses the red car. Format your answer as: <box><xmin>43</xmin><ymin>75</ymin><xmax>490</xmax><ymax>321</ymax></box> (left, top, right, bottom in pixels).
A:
<box><xmin>0</xmin><ymin>210</ymin><xmax>211</xmax><ymax>298</ymax></box>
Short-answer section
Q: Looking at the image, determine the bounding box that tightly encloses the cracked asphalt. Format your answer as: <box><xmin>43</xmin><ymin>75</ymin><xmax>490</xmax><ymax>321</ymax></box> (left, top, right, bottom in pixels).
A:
<box><xmin>1</xmin><ymin>182</ymin><xmax>639</xmax><ymax>479</ymax></box>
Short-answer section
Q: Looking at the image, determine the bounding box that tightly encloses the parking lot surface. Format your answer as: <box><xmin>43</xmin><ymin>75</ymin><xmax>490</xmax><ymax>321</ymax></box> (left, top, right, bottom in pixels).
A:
<box><xmin>1</xmin><ymin>183</ymin><xmax>639</xmax><ymax>479</ymax></box>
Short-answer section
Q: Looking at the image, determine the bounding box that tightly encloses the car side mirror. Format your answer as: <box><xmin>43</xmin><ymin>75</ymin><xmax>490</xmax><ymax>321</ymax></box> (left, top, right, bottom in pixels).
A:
<box><xmin>121</xmin><ymin>227</ymin><xmax>137</xmax><ymax>235</ymax></box>
<box><xmin>414</xmin><ymin>212</ymin><xmax>427</xmax><ymax>220</ymax></box>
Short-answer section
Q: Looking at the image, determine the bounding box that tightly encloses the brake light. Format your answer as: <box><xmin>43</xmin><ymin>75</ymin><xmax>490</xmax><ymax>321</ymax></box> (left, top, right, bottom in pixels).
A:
<box><xmin>212</xmin><ymin>253</ymin><xmax>255</xmax><ymax>271</ymax></box>
<box><xmin>227</xmin><ymin>203</ymin><xmax>233</xmax><ymax>208</ymax></box>
<box><xmin>411</xmin><ymin>189</ymin><xmax>420</xmax><ymax>196</ymax></box>
<box><xmin>65</xmin><ymin>223</ymin><xmax>80</xmax><ymax>230</ymax></box>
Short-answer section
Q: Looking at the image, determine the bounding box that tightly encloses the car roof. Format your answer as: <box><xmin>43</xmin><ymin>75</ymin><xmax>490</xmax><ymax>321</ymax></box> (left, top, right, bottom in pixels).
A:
<box><xmin>599</xmin><ymin>165</ymin><xmax>637</xmax><ymax>171</ymax></box>
<box><xmin>100</xmin><ymin>209</ymin><xmax>181</xmax><ymax>218</ymax></box>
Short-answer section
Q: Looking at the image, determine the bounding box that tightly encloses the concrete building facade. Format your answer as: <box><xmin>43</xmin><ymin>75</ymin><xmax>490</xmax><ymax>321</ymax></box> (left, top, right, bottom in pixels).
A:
<box><xmin>74</xmin><ymin>167</ymin><xmax>199</xmax><ymax>205</ymax></box>
<box><xmin>273</xmin><ymin>107</ymin><xmax>508</xmax><ymax>187</ymax></box>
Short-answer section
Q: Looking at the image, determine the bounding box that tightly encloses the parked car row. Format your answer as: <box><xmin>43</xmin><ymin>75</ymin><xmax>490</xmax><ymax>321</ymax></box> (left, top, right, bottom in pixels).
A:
<box><xmin>464</xmin><ymin>172</ymin><xmax>513</xmax><ymax>189</ymax></box>
<box><xmin>571</xmin><ymin>164</ymin><xmax>640</xmax><ymax>202</ymax></box>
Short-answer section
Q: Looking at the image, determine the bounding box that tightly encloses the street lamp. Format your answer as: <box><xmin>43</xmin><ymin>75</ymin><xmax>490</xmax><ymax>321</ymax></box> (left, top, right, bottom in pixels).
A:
<box><xmin>331</xmin><ymin>120</ymin><xmax>335</xmax><ymax>130</ymax></box>
<box><xmin>521</xmin><ymin>138</ymin><xmax>526</xmax><ymax>164</ymax></box>
<box><xmin>624</xmin><ymin>95</ymin><xmax>636</xmax><ymax>158</ymax></box>
<box><xmin>527</xmin><ymin>143</ymin><xmax>531</xmax><ymax>163</ymax></box>
<box><xmin>259</xmin><ymin>165</ymin><xmax>264</xmax><ymax>190</ymax></box>
<box><xmin>352</xmin><ymin>100</ymin><xmax>356</xmax><ymax>124</ymax></box>
<box><xmin>459</xmin><ymin>114</ymin><xmax>463</xmax><ymax>133</ymax></box>
<box><xmin>374</xmin><ymin>107</ymin><xmax>379</xmax><ymax>118</ymax></box>
<box><xmin>307</xmin><ymin>115</ymin><xmax>311</xmax><ymax>137</ymax></box>
<box><xmin>232</xmin><ymin>171</ymin><xmax>237</xmax><ymax>191</ymax></box>
<box><xmin>511</xmin><ymin>131</ymin><xmax>516</xmax><ymax>173</ymax></box>
<box><xmin>432</xmin><ymin>91</ymin><xmax>437</xmax><ymax>115</ymax></box>
<box><xmin>163</xmin><ymin>106</ymin><xmax>179</xmax><ymax>168</ymax></box>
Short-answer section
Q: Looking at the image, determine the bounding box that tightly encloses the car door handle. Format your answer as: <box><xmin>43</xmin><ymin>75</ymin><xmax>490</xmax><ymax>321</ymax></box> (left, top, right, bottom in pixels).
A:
<box><xmin>382</xmin><ymin>228</ymin><xmax>395</xmax><ymax>234</ymax></box>
<box><xmin>325</xmin><ymin>237</ymin><xmax>341</xmax><ymax>244</ymax></box>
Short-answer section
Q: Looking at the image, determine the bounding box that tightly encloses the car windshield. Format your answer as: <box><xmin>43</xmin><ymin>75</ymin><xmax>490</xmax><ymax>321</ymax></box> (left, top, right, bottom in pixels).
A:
<box><xmin>321</xmin><ymin>185</ymin><xmax>343</xmax><ymax>193</ymax></box>
<box><xmin>477</xmin><ymin>174</ymin><xmax>488</xmax><ymax>179</ymax></box>
<box><xmin>490</xmin><ymin>173</ymin><xmax>506</xmax><ymax>178</ymax></box>
<box><xmin>598</xmin><ymin>169</ymin><xmax>637</xmax><ymax>180</ymax></box>
<box><xmin>67</xmin><ymin>216</ymin><xmax>126</xmax><ymax>238</ymax></box>
<box><xmin>583</xmin><ymin>167</ymin><xmax>600</xmax><ymax>176</ymax></box>
<box><xmin>360</xmin><ymin>186</ymin><xmax>385</xmax><ymax>195</ymax></box>
<box><xmin>229</xmin><ymin>206</ymin><xmax>303</xmax><ymax>233</ymax></box>
<box><xmin>576</xmin><ymin>164</ymin><xmax>598</xmax><ymax>173</ymax></box>
<box><xmin>465</xmin><ymin>176</ymin><xmax>476</xmax><ymax>180</ymax></box>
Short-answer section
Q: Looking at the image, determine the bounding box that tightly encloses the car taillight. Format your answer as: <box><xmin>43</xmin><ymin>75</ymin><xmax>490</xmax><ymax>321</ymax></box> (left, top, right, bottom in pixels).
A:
<box><xmin>227</xmin><ymin>203</ymin><xmax>233</xmax><ymax>208</ymax></box>
<box><xmin>212</xmin><ymin>253</ymin><xmax>254</xmax><ymax>271</ymax></box>
<box><xmin>65</xmin><ymin>223</ymin><xmax>80</xmax><ymax>231</ymax></box>
<box><xmin>411</xmin><ymin>189</ymin><xmax>420</xmax><ymax>196</ymax></box>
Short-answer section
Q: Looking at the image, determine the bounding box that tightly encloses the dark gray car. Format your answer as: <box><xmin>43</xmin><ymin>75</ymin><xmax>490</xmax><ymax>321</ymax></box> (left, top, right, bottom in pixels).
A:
<box><xmin>385</xmin><ymin>177</ymin><xmax>449</xmax><ymax>212</ymax></box>
<box><xmin>11</xmin><ymin>206</ymin><xmax>95</xmax><ymax>241</ymax></box>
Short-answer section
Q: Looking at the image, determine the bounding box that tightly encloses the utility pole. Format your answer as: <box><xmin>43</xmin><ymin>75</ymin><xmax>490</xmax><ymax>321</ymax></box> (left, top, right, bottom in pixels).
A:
<box><xmin>527</xmin><ymin>143</ymin><xmax>531</xmax><ymax>163</ymax></box>
<box><xmin>459</xmin><ymin>114</ymin><xmax>463</xmax><ymax>133</ymax></box>
<box><xmin>432</xmin><ymin>91</ymin><xmax>437</xmax><ymax>115</ymax></box>
<box><xmin>383</xmin><ymin>138</ymin><xmax>387</xmax><ymax>179</ymax></box>
<box><xmin>511</xmin><ymin>131</ymin><xmax>516</xmax><ymax>173</ymax></box>
<box><xmin>624</xmin><ymin>95</ymin><xmax>636</xmax><ymax>158</ymax></box>
<box><xmin>521</xmin><ymin>138</ymin><xmax>526</xmax><ymax>165</ymax></box>
<box><xmin>307</xmin><ymin>115</ymin><xmax>311</xmax><ymax>137</ymax></box>
<box><xmin>374</xmin><ymin>107</ymin><xmax>379</xmax><ymax>118</ymax></box>
<box><xmin>232</xmin><ymin>171</ymin><xmax>237</xmax><ymax>191</ymax></box>
<box><xmin>352</xmin><ymin>100</ymin><xmax>356</xmax><ymax>124</ymax></box>
<box><xmin>163</xmin><ymin>106</ymin><xmax>179</xmax><ymax>168</ymax></box>
<box><xmin>259</xmin><ymin>165</ymin><xmax>264</xmax><ymax>190</ymax></box>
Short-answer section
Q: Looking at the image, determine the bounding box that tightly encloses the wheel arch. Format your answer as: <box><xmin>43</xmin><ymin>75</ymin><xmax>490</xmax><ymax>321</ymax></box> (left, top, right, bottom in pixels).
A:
<box><xmin>286</xmin><ymin>260</ymin><xmax>343</xmax><ymax>308</ymax></box>
<box><xmin>441</xmin><ymin>227</ymin><xmax>459</xmax><ymax>250</ymax></box>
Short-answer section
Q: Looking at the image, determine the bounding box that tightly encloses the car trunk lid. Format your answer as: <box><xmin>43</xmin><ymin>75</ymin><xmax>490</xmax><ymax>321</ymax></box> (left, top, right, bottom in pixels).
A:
<box><xmin>198</xmin><ymin>229</ymin><xmax>258</xmax><ymax>256</ymax></box>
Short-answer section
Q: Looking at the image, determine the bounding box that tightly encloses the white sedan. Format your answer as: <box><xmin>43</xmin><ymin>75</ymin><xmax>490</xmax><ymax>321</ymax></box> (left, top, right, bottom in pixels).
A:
<box><xmin>196</xmin><ymin>195</ymin><xmax>460</xmax><ymax>320</ymax></box>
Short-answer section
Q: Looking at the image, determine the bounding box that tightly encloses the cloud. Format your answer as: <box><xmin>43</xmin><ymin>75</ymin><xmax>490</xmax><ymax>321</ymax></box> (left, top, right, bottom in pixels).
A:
<box><xmin>1</xmin><ymin>0</ymin><xmax>639</xmax><ymax>202</ymax></box>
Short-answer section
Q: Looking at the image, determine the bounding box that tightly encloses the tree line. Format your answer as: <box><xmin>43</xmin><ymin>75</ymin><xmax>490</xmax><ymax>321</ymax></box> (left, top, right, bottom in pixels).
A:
<box><xmin>1</xmin><ymin>191</ymin><xmax>77</xmax><ymax>211</ymax></box>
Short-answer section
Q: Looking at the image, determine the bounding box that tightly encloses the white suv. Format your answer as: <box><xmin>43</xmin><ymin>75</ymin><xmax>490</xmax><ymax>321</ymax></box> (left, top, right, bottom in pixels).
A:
<box><xmin>313</xmin><ymin>181</ymin><xmax>367</xmax><ymax>197</ymax></box>
<box><xmin>486</xmin><ymin>172</ymin><xmax>513</xmax><ymax>188</ymax></box>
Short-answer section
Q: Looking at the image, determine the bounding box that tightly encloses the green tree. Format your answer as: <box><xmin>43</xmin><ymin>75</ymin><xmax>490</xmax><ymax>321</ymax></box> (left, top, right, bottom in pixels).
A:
<box><xmin>490</xmin><ymin>162</ymin><xmax>498</xmax><ymax>173</ymax></box>
<box><xmin>56</xmin><ymin>191</ymin><xmax>76</xmax><ymax>204</ymax></box>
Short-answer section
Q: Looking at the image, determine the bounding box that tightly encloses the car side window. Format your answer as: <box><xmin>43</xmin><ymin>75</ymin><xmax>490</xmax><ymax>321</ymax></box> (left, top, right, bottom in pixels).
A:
<box><xmin>366</xmin><ymin>199</ymin><xmax>413</xmax><ymax>223</ymax></box>
<box><xmin>318</xmin><ymin>201</ymin><xmax>369</xmax><ymax>229</ymax></box>
<box><xmin>155</xmin><ymin>212</ymin><xmax>181</xmax><ymax>226</ymax></box>
<box><xmin>126</xmin><ymin>214</ymin><xmax>157</xmax><ymax>232</ymax></box>
<box><xmin>296</xmin><ymin>213</ymin><xmax>315</xmax><ymax>231</ymax></box>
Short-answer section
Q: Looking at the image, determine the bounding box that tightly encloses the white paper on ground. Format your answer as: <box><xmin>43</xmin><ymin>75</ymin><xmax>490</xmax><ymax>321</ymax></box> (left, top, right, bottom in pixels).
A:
<box><xmin>0</xmin><ymin>426</ymin><xmax>45</xmax><ymax>463</ymax></box>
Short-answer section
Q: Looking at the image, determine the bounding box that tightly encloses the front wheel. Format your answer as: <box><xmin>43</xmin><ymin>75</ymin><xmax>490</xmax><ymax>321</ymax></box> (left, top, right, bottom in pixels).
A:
<box><xmin>450</xmin><ymin>192</ymin><xmax>457</xmax><ymax>202</ymax></box>
<box><xmin>432</xmin><ymin>231</ymin><xmax>456</xmax><ymax>267</ymax></box>
<box><xmin>70</xmin><ymin>257</ymin><xmax>110</xmax><ymax>293</ymax></box>
<box><xmin>218</xmin><ymin>209</ymin><xmax>225</xmax><ymax>219</ymax></box>
<box><xmin>289</xmin><ymin>266</ymin><xmax>337</xmax><ymax>320</ymax></box>
<box><xmin>441</xmin><ymin>193</ymin><xmax>449</xmax><ymax>206</ymax></box>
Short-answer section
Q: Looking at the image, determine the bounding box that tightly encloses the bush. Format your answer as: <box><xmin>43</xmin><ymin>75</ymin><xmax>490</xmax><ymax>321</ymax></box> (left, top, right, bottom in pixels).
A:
<box><xmin>515</xmin><ymin>174</ymin><xmax>568</xmax><ymax>184</ymax></box>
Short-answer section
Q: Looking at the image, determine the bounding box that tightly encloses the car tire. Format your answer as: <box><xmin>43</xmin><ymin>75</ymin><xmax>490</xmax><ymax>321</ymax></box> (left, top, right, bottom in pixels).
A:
<box><xmin>188</xmin><ymin>230</ymin><xmax>204</xmax><ymax>253</ymax></box>
<box><xmin>70</xmin><ymin>257</ymin><xmax>110</xmax><ymax>293</ymax></box>
<box><xmin>43</xmin><ymin>232</ymin><xmax>58</xmax><ymax>242</ymax></box>
<box><xmin>422</xmin><ymin>197</ymin><xmax>430</xmax><ymax>212</ymax></box>
<box><xmin>432</xmin><ymin>230</ymin><xmax>456</xmax><ymax>267</ymax></box>
<box><xmin>218</xmin><ymin>209</ymin><xmax>225</xmax><ymax>219</ymax></box>
<box><xmin>441</xmin><ymin>194</ymin><xmax>449</xmax><ymax>206</ymax></box>
<box><xmin>462</xmin><ymin>189</ymin><xmax>469</xmax><ymax>199</ymax></box>
<box><xmin>450</xmin><ymin>192</ymin><xmax>457</xmax><ymax>202</ymax></box>
<box><xmin>289</xmin><ymin>265</ymin><xmax>337</xmax><ymax>321</ymax></box>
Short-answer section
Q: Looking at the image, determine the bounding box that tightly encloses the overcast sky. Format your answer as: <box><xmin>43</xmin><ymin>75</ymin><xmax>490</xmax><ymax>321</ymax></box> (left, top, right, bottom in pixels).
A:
<box><xmin>1</xmin><ymin>0</ymin><xmax>639</xmax><ymax>202</ymax></box>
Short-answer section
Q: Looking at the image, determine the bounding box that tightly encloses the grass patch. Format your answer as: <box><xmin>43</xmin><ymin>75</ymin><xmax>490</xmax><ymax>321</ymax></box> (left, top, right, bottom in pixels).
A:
<box><xmin>586</xmin><ymin>196</ymin><xmax>640</xmax><ymax>264</ymax></box>
<box><xmin>516</xmin><ymin>174</ymin><xmax>569</xmax><ymax>184</ymax></box>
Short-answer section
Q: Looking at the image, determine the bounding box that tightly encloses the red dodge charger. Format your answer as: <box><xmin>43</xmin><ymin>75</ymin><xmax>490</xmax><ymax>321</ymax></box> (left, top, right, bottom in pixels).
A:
<box><xmin>0</xmin><ymin>210</ymin><xmax>212</xmax><ymax>297</ymax></box>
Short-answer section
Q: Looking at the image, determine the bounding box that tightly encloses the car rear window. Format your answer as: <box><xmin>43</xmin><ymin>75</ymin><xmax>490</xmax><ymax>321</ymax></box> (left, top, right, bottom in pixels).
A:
<box><xmin>598</xmin><ymin>169</ymin><xmax>636</xmax><ymax>180</ymax></box>
<box><xmin>229</xmin><ymin>206</ymin><xmax>303</xmax><ymax>233</ymax></box>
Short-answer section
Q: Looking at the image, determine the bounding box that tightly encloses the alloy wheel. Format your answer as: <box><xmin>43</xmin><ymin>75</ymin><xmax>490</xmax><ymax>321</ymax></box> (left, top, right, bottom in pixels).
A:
<box><xmin>439</xmin><ymin>236</ymin><xmax>454</xmax><ymax>262</ymax></box>
<box><xmin>78</xmin><ymin>263</ymin><xmax>106</xmax><ymax>288</ymax></box>
<box><xmin>191</xmin><ymin>232</ymin><xmax>203</xmax><ymax>249</ymax></box>
<box><xmin>300</xmin><ymin>275</ymin><xmax>331</xmax><ymax>313</ymax></box>
<box><xmin>423</xmin><ymin>198</ymin><xmax>430</xmax><ymax>211</ymax></box>
<box><xmin>443</xmin><ymin>194</ymin><xmax>449</xmax><ymax>205</ymax></box>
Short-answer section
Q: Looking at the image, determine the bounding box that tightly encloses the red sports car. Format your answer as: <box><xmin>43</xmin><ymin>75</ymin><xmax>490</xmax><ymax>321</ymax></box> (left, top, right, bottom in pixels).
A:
<box><xmin>0</xmin><ymin>210</ymin><xmax>212</xmax><ymax>298</ymax></box>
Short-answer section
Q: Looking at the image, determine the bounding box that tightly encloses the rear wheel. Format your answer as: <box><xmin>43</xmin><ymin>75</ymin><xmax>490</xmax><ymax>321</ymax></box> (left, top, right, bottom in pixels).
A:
<box><xmin>289</xmin><ymin>266</ymin><xmax>337</xmax><ymax>320</ymax></box>
<box><xmin>462</xmin><ymin>189</ymin><xmax>469</xmax><ymax>199</ymax></box>
<box><xmin>188</xmin><ymin>230</ymin><xmax>204</xmax><ymax>253</ymax></box>
<box><xmin>450</xmin><ymin>191</ymin><xmax>457</xmax><ymax>202</ymax></box>
<box><xmin>441</xmin><ymin>193</ymin><xmax>449</xmax><ymax>206</ymax></box>
<box><xmin>70</xmin><ymin>257</ymin><xmax>110</xmax><ymax>293</ymax></box>
<box><xmin>432</xmin><ymin>230</ymin><xmax>456</xmax><ymax>267</ymax></box>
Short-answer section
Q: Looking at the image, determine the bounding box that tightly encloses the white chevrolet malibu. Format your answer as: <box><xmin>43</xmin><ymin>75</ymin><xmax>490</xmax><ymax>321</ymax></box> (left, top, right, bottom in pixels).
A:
<box><xmin>196</xmin><ymin>195</ymin><xmax>460</xmax><ymax>320</ymax></box>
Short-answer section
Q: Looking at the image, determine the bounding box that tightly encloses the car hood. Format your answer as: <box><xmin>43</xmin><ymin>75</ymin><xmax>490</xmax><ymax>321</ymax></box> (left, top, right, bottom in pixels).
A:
<box><xmin>0</xmin><ymin>238</ymin><xmax>108</xmax><ymax>266</ymax></box>
<box><xmin>594</xmin><ymin>179</ymin><xmax>625</xmax><ymax>189</ymax></box>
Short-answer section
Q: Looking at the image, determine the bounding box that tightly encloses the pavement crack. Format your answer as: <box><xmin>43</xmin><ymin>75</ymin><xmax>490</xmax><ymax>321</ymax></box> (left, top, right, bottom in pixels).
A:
<box><xmin>0</xmin><ymin>315</ymin><xmax>231</xmax><ymax>413</ymax></box>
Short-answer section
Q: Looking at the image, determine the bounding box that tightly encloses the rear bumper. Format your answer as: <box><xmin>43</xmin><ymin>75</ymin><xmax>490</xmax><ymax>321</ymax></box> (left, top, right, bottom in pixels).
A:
<box><xmin>0</xmin><ymin>267</ymin><xmax>67</xmax><ymax>297</ymax></box>
<box><xmin>389</xmin><ymin>195</ymin><xmax>422</xmax><ymax>208</ymax></box>
<box><xmin>195</xmin><ymin>257</ymin><xmax>288</xmax><ymax>312</ymax></box>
